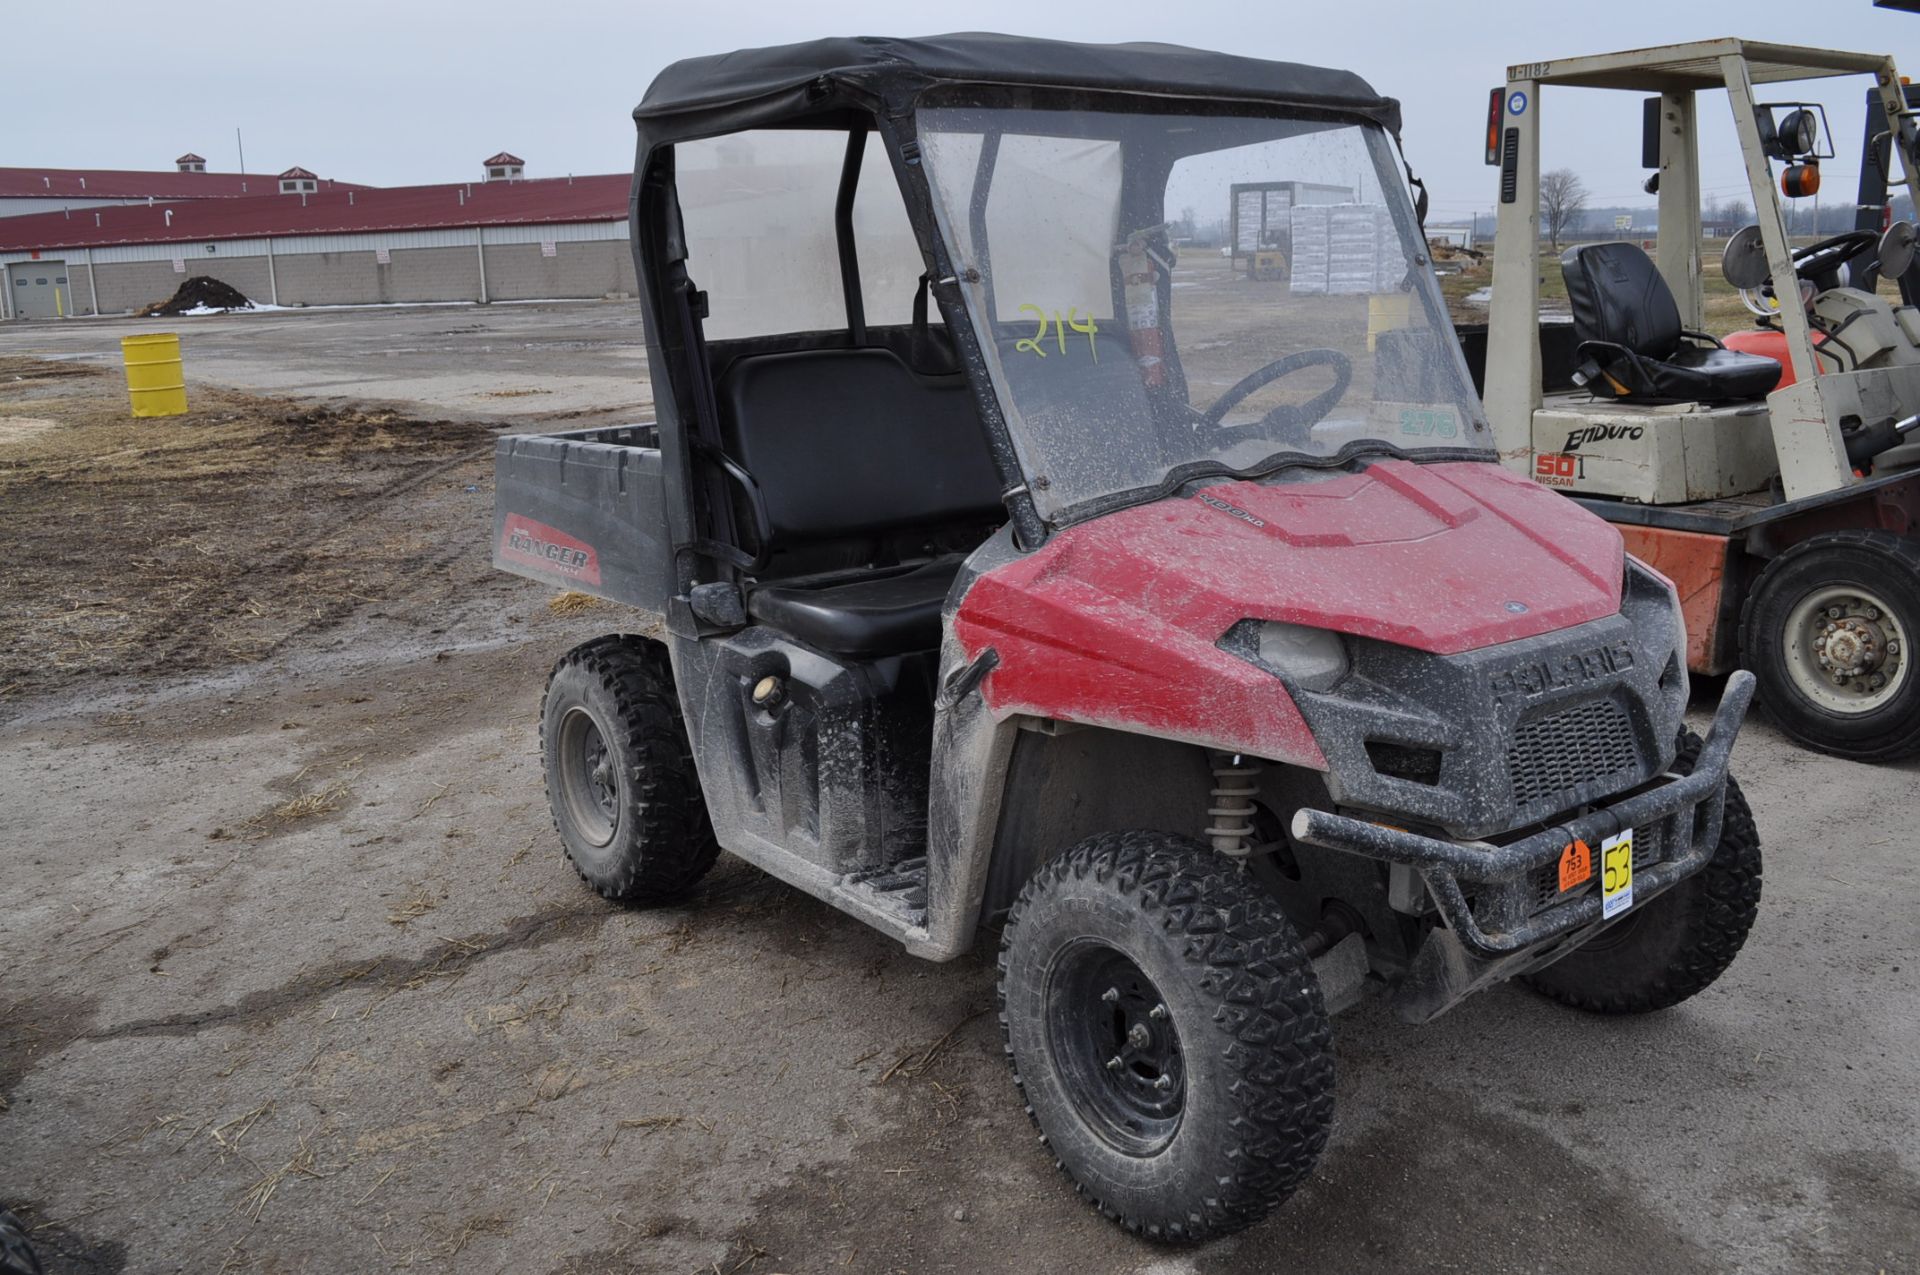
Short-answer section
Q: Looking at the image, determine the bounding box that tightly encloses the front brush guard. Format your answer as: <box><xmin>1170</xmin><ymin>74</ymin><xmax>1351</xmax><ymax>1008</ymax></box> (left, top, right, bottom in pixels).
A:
<box><xmin>1290</xmin><ymin>671</ymin><xmax>1754</xmax><ymax>959</ymax></box>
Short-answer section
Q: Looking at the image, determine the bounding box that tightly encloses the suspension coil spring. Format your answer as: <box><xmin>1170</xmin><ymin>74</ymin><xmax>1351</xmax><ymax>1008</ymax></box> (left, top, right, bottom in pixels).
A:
<box><xmin>1206</xmin><ymin>754</ymin><xmax>1261</xmax><ymax>856</ymax></box>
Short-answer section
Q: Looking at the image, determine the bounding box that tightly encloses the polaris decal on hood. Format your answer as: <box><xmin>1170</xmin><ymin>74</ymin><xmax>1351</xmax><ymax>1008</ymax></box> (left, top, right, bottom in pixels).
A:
<box><xmin>498</xmin><ymin>514</ymin><xmax>602</xmax><ymax>586</ymax></box>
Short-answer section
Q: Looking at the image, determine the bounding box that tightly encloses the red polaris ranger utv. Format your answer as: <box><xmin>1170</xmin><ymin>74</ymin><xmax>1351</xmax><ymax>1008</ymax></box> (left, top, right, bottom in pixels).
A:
<box><xmin>493</xmin><ymin>35</ymin><xmax>1762</xmax><ymax>1242</ymax></box>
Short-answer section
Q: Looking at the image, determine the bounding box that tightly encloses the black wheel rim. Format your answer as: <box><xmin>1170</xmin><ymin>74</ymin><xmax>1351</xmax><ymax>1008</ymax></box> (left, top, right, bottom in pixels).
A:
<box><xmin>557</xmin><ymin>705</ymin><xmax>617</xmax><ymax>848</ymax></box>
<box><xmin>1045</xmin><ymin>941</ymin><xmax>1185</xmax><ymax>1156</ymax></box>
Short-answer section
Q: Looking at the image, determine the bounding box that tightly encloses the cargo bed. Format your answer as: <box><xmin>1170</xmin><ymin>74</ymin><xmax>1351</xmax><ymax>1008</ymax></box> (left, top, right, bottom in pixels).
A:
<box><xmin>491</xmin><ymin>424</ymin><xmax>673</xmax><ymax>621</ymax></box>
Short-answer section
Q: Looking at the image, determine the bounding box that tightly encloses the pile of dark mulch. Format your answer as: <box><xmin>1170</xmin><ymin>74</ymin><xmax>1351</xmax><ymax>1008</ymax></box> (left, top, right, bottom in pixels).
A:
<box><xmin>136</xmin><ymin>276</ymin><xmax>255</xmax><ymax>316</ymax></box>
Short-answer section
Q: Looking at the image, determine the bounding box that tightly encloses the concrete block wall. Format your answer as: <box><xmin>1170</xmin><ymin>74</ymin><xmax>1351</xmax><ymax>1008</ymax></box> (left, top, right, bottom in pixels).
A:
<box><xmin>485</xmin><ymin>241</ymin><xmax>637</xmax><ymax>300</ymax></box>
<box><xmin>273</xmin><ymin>250</ymin><xmax>383</xmax><ymax>306</ymax></box>
<box><xmin>85</xmin><ymin>257</ymin><xmax>271</xmax><ymax>315</ymax></box>
<box><xmin>383</xmin><ymin>245</ymin><xmax>485</xmax><ymax>304</ymax></box>
<box><xmin>52</xmin><ymin>234</ymin><xmax>633</xmax><ymax>314</ymax></box>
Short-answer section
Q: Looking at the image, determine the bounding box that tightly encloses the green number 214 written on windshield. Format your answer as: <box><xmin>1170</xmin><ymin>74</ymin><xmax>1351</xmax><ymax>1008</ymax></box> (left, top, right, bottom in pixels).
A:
<box><xmin>1015</xmin><ymin>304</ymin><xmax>1099</xmax><ymax>362</ymax></box>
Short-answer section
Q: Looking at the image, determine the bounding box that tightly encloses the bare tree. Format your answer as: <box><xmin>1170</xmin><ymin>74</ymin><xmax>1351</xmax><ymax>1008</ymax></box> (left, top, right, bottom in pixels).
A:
<box><xmin>1722</xmin><ymin>196</ymin><xmax>1752</xmax><ymax>229</ymax></box>
<box><xmin>1541</xmin><ymin>168</ymin><xmax>1590</xmax><ymax>250</ymax></box>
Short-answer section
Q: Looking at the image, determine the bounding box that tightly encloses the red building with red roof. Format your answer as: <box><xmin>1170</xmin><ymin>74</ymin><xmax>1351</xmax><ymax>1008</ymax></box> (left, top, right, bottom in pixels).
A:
<box><xmin>1</xmin><ymin>157</ymin><xmax>635</xmax><ymax>318</ymax></box>
<box><xmin>0</xmin><ymin>164</ymin><xmax>366</xmax><ymax>218</ymax></box>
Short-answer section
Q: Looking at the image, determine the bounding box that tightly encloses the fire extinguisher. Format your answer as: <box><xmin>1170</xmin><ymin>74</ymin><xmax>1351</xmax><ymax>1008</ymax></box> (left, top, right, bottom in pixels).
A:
<box><xmin>1119</xmin><ymin>229</ymin><xmax>1171</xmax><ymax>388</ymax></box>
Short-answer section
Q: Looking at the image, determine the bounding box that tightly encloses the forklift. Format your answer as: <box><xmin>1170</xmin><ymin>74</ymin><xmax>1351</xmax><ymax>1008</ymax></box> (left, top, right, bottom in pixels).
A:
<box><xmin>493</xmin><ymin>34</ymin><xmax>1761</xmax><ymax>1241</ymax></box>
<box><xmin>1480</xmin><ymin>39</ymin><xmax>1920</xmax><ymax>760</ymax></box>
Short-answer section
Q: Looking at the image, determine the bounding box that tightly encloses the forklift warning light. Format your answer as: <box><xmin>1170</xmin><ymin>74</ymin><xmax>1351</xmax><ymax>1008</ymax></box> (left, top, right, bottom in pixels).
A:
<box><xmin>1485</xmin><ymin>87</ymin><xmax>1503</xmax><ymax>165</ymax></box>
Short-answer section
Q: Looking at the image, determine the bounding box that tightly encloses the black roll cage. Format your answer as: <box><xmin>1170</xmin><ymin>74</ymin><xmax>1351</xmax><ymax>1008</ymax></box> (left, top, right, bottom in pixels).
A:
<box><xmin>626</xmin><ymin>49</ymin><xmax>1413</xmax><ymax>615</ymax></box>
<box><xmin>633</xmin><ymin>96</ymin><xmax>1052</xmax><ymax>605</ymax></box>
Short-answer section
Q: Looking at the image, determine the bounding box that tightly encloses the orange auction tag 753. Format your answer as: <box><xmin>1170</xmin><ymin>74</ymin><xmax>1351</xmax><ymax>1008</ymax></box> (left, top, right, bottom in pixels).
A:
<box><xmin>1558</xmin><ymin>838</ymin><xmax>1593</xmax><ymax>892</ymax></box>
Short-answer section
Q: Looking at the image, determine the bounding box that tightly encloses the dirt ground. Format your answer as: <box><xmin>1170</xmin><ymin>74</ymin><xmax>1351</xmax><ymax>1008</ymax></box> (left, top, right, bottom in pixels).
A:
<box><xmin>1</xmin><ymin>305</ymin><xmax>1917</xmax><ymax>1275</ymax></box>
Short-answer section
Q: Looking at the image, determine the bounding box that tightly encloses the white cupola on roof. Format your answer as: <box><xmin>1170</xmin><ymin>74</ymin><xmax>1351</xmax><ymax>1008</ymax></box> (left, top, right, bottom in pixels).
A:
<box><xmin>483</xmin><ymin>152</ymin><xmax>525</xmax><ymax>182</ymax></box>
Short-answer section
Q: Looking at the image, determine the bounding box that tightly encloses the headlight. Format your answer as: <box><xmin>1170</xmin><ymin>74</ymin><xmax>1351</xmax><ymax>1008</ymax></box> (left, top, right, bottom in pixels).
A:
<box><xmin>1625</xmin><ymin>557</ymin><xmax>1688</xmax><ymax>701</ymax></box>
<box><xmin>1256</xmin><ymin>621</ymin><xmax>1350</xmax><ymax>692</ymax></box>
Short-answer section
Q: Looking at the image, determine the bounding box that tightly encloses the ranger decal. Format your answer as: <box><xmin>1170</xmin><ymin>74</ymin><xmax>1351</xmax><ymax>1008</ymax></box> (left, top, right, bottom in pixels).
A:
<box><xmin>498</xmin><ymin>514</ymin><xmax>603</xmax><ymax>586</ymax></box>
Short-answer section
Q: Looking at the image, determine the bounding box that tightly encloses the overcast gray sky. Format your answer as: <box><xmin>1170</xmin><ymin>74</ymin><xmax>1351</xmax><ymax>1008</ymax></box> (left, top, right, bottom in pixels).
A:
<box><xmin>11</xmin><ymin>0</ymin><xmax>1920</xmax><ymax>223</ymax></box>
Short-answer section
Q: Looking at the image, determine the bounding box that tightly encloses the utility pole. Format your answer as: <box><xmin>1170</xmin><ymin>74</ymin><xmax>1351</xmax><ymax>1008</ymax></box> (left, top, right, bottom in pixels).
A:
<box><xmin>236</xmin><ymin>127</ymin><xmax>247</xmax><ymax>175</ymax></box>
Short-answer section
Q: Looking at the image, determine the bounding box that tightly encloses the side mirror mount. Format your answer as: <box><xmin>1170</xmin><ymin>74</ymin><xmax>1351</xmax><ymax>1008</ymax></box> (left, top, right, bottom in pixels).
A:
<box><xmin>1880</xmin><ymin>219</ymin><xmax>1917</xmax><ymax>280</ymax></box>
<box><xmin>1721</xmin><ymin>225</ymin><xmax>1771</xmax><ymax>290</ymax></box>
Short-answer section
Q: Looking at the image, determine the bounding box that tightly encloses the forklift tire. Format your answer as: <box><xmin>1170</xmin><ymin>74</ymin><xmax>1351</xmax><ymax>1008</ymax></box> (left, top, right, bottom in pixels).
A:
<box><xmin>998</xmin><ymin>830</ymin><xmax>1335</xmax><ymax>1242</ymax></box>
<box><xmin>540</xmin><ymin>636</ymin><xmax>718</xmax><ymax>903</ymax></box>
<box><xmin>1523</xmin><ymin>730</ymin><xmax>1761</xmax><ymax>1015</ymax></box>
<box><xmin>1739</xmin><ymin>529</ymin><xmax>1920</xmax><ymax>761</ymax></box>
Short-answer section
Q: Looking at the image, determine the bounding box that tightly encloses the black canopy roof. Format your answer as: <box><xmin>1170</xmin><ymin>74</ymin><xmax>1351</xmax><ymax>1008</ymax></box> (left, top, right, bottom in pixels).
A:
<box><xmin>634</xmin><ymin>33</ymin><xmax>1401</xmax><ymax>140</ymax></box>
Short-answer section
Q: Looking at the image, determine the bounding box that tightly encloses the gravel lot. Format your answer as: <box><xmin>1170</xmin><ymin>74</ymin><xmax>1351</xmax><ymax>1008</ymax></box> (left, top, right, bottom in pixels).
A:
<box><xmin>1</xmin><ymin>303</ymin><xmax>1915</xmax><ymax>1275</ymax></box>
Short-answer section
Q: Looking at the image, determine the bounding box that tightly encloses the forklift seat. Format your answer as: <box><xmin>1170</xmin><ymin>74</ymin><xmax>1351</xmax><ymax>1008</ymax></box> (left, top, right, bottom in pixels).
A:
<box><xmin>746</xmin><ymin>556</ymin><xmax>962</xmax><ymax>656</ymax></box>
<box><xmin>1561</xmin><ymin>243</ymin><xmax>1780</xmax><ymax>403</ymax></box>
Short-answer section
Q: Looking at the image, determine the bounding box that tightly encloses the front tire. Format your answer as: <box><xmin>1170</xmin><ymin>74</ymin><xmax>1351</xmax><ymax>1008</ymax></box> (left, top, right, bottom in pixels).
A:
<box><xmin>1739</xmin><ymin>530</ymin><xmax>1920</xmax><ymax>760</ymax></box>
<box><xmin>540</xmin><ymin>636</ymin><xmax>718</xmax><ymax>902</ymax></box>
<box><xmin>1524</xmin><ymin>731</ymin><xmax>1762</xmax><ymax>1015</ymax></box>
<box><xmin>998</xmin><ymin>831</ymin><xmax>1335</xmax><ymax>1243</ymax></box>
<box><xmin>0</xmin><ymin>1210</ymin><xmax>41</xmax><ymax>1275</ymax></box>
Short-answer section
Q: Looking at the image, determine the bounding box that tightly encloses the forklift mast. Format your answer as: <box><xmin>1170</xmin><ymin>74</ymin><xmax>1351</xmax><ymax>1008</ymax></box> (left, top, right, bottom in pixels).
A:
<box><xmin>1854</xmin><ymin>81</ymin><xmax>1920</xmax><ymax>301</ymax></box>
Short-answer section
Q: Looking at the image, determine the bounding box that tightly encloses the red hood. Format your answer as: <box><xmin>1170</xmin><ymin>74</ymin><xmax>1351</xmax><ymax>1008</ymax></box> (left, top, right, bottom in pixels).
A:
<box><xmin>952</xmin><ymin>459</ymin><xmax>1624</xmax><ymax>764</ymax></box>
<box><xmin>1186</xmin><ymin>459</ymin><xmax>1623</xmax><ymax>650</ymax></box>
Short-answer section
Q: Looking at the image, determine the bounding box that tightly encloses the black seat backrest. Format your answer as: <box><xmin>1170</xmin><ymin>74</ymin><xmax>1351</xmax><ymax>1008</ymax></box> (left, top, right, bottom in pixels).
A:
<box><xmin>714</xmin><ymin>347</ymin><xmax>1003</xmax><ymax>546</ymax></box>
<box><xmin>1561</xmin><ymin>243</ymin><xmax>1682</xmax><ymax>359</ymax></box>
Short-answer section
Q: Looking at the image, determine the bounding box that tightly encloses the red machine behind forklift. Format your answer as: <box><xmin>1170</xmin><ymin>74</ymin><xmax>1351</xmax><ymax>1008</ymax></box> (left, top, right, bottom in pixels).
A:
<box><xmin>494</xmin><ymin>35</ymin><xmax>1761</xmax><ymax>1242</ymax></box>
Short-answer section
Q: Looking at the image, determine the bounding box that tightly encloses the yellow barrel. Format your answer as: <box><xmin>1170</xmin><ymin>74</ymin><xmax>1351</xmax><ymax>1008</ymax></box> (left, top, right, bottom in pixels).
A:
<box><xmin>121</xmin><ymin>333</ymin><xmax>188</xmax><ymax>418</ymax></box>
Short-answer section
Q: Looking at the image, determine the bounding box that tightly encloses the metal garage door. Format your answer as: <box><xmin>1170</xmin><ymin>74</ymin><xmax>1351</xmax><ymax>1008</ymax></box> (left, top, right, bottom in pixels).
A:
<box><xmin>8</xmin><ymin>262</ymin><xmax>70</xmax><ymax>319</ymax></box>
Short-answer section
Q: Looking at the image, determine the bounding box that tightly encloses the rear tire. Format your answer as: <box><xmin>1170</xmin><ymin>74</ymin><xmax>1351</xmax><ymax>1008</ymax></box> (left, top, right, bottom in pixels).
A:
<box><xmin>998</xmin><ymin>831</ymin><xmax>1335</xmax><ymax>1242</ymax></box>
<box><xmin>540</xmin><ymin>635</ymin><xmax>718</xmax><ymax>902</ymax></box>
<box><xmin>1523</xmin><ymin>731</ymin><xmax>1761</xmax><ymax>1015</ymax></box>
<box><xmin>1739</xmin><ymin>530</ymin><xmax>1920</xmax><ymax>760</ymax></box>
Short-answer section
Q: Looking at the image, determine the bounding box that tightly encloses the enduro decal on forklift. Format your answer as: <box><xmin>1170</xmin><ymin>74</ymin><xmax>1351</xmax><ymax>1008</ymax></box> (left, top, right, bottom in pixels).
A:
<box><xmin>498</xmin><ymin>514</ymin><xmax>603</xmax><ymax>586</ymax></box>
<box><xmin>1562</xmin><ymin>424</ymin><xmax>1645</xmax><ymax>452</ymax></box>
<box><xmin>1600</xmin><ymin>829</ymin><xmax>1634</xmax><ymax>918</ymax></box>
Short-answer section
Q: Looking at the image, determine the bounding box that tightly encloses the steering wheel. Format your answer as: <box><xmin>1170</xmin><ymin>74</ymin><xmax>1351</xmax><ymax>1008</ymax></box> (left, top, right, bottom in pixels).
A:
<box><xmin>1201</xmin><ymin>348</ymin><xmax>1354</xmax><ymax>438</ymax></box>
<box><xmin>1789</xmin><ymin>230</ymin><xmax>1881</xmax><ymax>287</ymax></box>
<box><xmin>1732</xmin><ymin>229</ymin><xmax>1882</xmax><ymax>318</ymax></box>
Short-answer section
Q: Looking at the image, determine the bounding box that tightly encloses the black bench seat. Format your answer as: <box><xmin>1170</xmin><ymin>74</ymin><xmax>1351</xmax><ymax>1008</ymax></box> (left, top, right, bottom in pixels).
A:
<box><xmin>746</xmin><ymin>557</ymin><xmax>963</xmax><ymax>656</ymax></box>
<box><xmin>714</xmin><ymin>346</ymin><xmax>1001</xmax><ymax>656</ymax></box>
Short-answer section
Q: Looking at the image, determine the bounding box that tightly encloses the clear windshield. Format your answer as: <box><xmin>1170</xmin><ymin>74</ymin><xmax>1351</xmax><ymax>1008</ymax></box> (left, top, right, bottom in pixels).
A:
<box><xmin>918</xmin><ymin>104</ymin><xmax>1491</xmax><ymax>518</ymax></box>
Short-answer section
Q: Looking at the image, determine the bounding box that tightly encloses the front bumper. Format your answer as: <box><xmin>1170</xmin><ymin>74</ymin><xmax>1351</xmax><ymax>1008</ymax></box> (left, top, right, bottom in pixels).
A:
<box><xmin>1291</xmin><ymin>671</ymin><xmax>1753</xmax><ymax>1016</ymax></box>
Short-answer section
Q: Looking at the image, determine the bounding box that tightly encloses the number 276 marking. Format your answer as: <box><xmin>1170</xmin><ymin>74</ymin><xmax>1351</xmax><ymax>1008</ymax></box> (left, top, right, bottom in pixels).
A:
<box><xmin>1015</xmin><ymin>304</ymin><xmax>1099</xmax><ymax>362</ymax></box>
